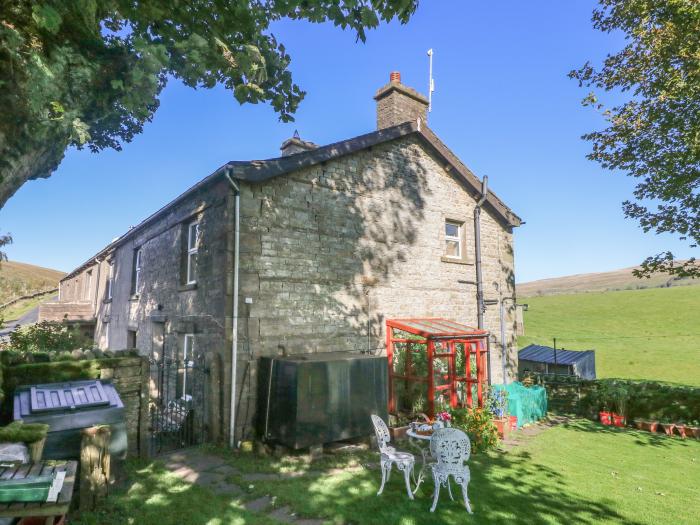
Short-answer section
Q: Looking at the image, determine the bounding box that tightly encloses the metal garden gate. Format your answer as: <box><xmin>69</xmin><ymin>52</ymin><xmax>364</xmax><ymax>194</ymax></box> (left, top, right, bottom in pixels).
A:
<box><xmin>148</xmin><ymin>352</ymin><xmax>208</xmax><ymax>455</ymax></box>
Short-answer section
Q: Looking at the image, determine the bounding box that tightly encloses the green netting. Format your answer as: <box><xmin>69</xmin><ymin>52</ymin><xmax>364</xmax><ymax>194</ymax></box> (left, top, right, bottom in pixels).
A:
<box><xmin>492</xmin><ymin>382</ymin><xmax>547</xmax><ymax>428</ymax></box>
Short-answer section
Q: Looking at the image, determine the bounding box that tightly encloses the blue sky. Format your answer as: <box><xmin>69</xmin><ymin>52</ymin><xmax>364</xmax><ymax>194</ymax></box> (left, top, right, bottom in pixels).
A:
<box><xmin>1</xmin><ymin>1</ymin><xmax>695</xmax><ymax>283</ymax></box>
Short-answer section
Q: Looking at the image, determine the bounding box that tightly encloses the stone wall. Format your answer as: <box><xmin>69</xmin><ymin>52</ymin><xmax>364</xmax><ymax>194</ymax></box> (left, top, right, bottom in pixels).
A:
<box><xmin>233</xmin><ymin>133</ymin><xmax>518</xmax><ymax>439</ymax></box>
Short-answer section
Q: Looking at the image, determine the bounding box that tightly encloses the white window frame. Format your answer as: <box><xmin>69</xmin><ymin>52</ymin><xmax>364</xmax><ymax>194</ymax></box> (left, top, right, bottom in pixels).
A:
<box><xmin>182</xmin><ymin>334</ymin><xmax>195</xmax><ymax>402</ymax></box>
<box><xmin>106</xmin><ymin>263</ymin><xmax>114</xmax><ymax>301</ymax></box>
<box><xmin>186</xmin><ymin>221</ymin><xmax>200</xmax><ymax>285</ymax></box>
<box><xmin>133</xmin><ymin>248</ymin><xmax>143</xmax><ymax>294</ymax></box>
<box><xmin>445</xmin><ymin>220</ymin><xmax>462</xmax><ymax>259</ymax></box>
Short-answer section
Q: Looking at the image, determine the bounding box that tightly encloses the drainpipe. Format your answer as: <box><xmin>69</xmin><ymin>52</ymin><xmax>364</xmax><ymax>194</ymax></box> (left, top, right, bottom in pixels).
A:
<box><xmin>225</xmin><ymin>170</ymin><xmax>241</xmax><ymax>448</ymax></box>
<box><xmin>474</xmin><ymin>176</ymin><xmax>489</xmax><ymax>330</ymax></box>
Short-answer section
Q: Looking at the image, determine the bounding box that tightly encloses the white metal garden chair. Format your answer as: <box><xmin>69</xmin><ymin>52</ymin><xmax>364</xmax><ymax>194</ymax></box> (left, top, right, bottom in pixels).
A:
<box><xmin>428</xmin><ymin>427</ymin><xmax>473</xmax><ymax>513</ymax></box>
<box><xmin>370</xmin><ymin>415</ymin><xmax>415</xmax><ymax>500</ymax></box>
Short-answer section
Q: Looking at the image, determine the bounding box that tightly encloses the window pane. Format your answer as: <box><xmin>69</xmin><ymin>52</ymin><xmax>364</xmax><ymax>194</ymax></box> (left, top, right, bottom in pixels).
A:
<box><xmin>188</xmin><ymin>223</ymin><xmax>199</xmax><ymax>250</ymax></box>
<box><xmin>187</xmin><ymin>252</ymin><xmax>197</xmax><ymax>283</ymax></box>
<box><xmin>446</xmin><ymin>239</ymin><xmax>460</xmax><ymax>257</ymax></box>
<box><xmin>445</xmin><ymin>223</ymin><xmax>459</xmax><ymax>238</ymax></box>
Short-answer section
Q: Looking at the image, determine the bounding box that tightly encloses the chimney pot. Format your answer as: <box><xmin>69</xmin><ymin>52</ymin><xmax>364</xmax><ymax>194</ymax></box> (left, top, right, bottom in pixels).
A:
<box><xmin>390</xmin><ymin>71</ymin><xmax>401</xmax><ymax>83</ymax></box>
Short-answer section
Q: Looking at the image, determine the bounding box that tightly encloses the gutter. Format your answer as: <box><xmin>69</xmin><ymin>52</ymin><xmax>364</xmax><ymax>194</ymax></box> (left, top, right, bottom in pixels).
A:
<box><xmin>225</xmin><ymin>170</ymin><xmax>241</xmax><ymax>449</ymax></box>
<box><xmin>474</xmin><ymin>176</ymin><xmax>489</xmax><ymax>330</ymax></box>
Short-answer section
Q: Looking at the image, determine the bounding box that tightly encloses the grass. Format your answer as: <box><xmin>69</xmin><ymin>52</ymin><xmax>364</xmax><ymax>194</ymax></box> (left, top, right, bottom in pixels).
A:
<box><xmin>0</xmin><ymin>292</ymin><xmax>54</xmax><ymax>322</ymax></box>
<box><xmin>73</xmin><ymin>419</ymin><xmax>700</xmax><ymax>524</ymax></box>
<box><xmin>0</xmin><ymin>260</ymin><xmax>64</xmax><ymax>304</ymax></box>
<box><xmin>518</xmin><ymin>284</ymin><xmax>700</xmax><ymax>386</ymax></box>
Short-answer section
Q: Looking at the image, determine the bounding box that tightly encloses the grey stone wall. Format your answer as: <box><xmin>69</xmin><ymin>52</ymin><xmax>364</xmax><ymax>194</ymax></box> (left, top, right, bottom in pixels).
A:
<box><xmin>233</xmin><ymin>134</ymin><xmax>518</xmax><ymax>439</ymax></box>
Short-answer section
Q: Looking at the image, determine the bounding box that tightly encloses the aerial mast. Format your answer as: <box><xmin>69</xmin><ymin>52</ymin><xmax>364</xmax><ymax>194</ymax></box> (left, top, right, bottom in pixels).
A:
<box><xmin>427</xmin><ymin>48</ymin><xmax>435</xmax><ymax>114</ymax></box>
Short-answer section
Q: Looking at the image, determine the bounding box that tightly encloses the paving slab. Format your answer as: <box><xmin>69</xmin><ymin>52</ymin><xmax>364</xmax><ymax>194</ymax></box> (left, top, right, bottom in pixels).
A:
<box><xmin>267</xmin><ymin>505</ymin><xmax>296</xmax><ymax>523</ymax></box>
<box><xmin>244</xmin><ymin>495</ymin><xmax>273</xmax><ymax>512</ymax></box>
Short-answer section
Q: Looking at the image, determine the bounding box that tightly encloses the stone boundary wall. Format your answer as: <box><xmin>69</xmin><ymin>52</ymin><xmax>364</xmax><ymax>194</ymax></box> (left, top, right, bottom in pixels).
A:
<box><xmin>0</xmin><ymin>289</ymin><xmax>58</xmax><ymax>312</ymax></box>
<box><xmin>1</xmin><ymin>355</ymin><xmax>150</xmax><ymax>458</ymax></box>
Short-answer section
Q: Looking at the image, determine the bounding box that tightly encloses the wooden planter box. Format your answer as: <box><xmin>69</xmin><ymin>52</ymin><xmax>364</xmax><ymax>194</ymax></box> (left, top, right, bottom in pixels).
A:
<box><xmin>494</xmin><ymin>418</ymin><xmax>510</xmax><ymax>439</ymax></box>
<box><xmin>389</xmin><ymin>425</ymin><xmax>409</xmax><ymax>441</ymax></box>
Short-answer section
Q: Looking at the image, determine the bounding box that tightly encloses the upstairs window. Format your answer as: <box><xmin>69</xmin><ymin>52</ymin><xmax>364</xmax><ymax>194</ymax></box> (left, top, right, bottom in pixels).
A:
<box><xmin>186</xmin><ymin>221</ymin><xmax>200</xmax><ymax>284</ymax></box>
<box><xmin>106</xmin><ymin>262</ymin><xmax>114</xmax><ymax>301</ymax></box>
<box><xmin>132</xmin><ymin>248</ymin><xmax>142</xmax><ymax>295</ymax></box>
<box><xmin>445</xmin><ymin>221</ymin><xmax>462</xmax><ymax>259</ymax></box>
<box><xmin>83</xmin><ymin>270</ymin><xmax>93</xmax><ymax>300</ymax></box>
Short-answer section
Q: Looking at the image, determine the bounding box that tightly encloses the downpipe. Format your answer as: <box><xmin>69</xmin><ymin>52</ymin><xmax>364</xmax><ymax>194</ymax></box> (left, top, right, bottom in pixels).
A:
<box><xmin>225</xmin><ymin>170</ymin><xmax>240</xmax><ymax>448</ymax></box>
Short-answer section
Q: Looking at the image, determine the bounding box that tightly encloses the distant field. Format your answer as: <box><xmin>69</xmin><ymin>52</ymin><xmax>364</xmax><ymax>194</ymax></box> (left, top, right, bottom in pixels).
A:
<box><xmin>518</xmin><ymin>284</ymin><xmax>700</xmax><ymax>386</ymax></box>
<box><xmin>517</xmin><ymin>264</ymin><xmax>696</xmax><ymax>297</ymax></box>
<box><xmin>0</xmin><ymin>260</ymin><xmax>64</xmax><ymax>304</ymax></box>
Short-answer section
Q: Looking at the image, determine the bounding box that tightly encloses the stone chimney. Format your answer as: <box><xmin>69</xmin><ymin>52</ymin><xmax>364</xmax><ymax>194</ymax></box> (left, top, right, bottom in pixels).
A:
<box><xmin>280</xmin><ymin>130</ymin><xmax>318</xmax><ymax>156</ymax></box>
<box><xmin>374</xmin><ymin>71</ymin><xmax>429</xmax><ymax>129</ymax></box>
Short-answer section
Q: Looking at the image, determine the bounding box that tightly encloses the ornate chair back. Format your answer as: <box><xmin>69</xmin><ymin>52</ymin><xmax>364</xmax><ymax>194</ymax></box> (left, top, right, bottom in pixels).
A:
<box><xmin>371</xmin><ymin>414</ymin><xmax>391</xmax><ymax>453</ymax></box>
<box><xmin>430</xmin><ymin>427</ymin><xmax>471</xmax><ymax>472</ymax></box>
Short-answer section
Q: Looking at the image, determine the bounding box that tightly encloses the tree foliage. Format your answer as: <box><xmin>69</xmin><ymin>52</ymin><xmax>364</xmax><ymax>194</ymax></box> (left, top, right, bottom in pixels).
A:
<box><xmin>570</xmin><ymin>0</ymin><xmax>700</xmax><ymax>278</ymax></box>
<box><xmin>0</xmin><ymin>0</ymin><xmax>418</xmax><ymax>208</ymax></box>
<box><xmin>0</xmin><ymin>230</ymin><xmax>11</xmax><ymax>264</ymax></box>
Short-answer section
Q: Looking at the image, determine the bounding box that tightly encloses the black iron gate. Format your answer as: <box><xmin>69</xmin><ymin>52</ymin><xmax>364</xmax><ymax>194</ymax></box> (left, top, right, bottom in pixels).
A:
<box><xmin>149</xmin><ymin>353</ymin><xmax>208</xmax><ymax>455</ymax></box>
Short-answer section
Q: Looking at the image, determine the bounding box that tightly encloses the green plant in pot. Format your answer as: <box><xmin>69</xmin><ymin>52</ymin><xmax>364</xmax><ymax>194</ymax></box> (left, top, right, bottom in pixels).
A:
<box><xmin>611</xmin><ymin>383</ymin><xmax>629</xmax><ymax>427</ymax></box>
<box><xmin>0</xmin><ymin>422</ymin><xmax>49</xmax><ymax>462</ymax></box>
<box><xmin>596</xmin><ymin>382</ymin><xmax>613</xmax><ymax>426</ymax></box>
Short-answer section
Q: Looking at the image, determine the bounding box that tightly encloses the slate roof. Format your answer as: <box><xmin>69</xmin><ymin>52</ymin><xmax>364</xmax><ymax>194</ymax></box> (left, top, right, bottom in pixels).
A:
<box><xmin>519</xmin><ymin>344</ymin><xmax>594</xmax><ymax>366</ymax></box>
<box><xmin>62</xmin><ymin>120</ymin><xmax>521</xmax><ymax>280</ymax></box>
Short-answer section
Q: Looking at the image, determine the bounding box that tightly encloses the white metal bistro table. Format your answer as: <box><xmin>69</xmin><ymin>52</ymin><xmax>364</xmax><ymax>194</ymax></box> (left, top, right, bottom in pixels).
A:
<box><xmin>405</xmin><ymin>428</ymin><xmax>433</xmax><ymax>493</ymax></box>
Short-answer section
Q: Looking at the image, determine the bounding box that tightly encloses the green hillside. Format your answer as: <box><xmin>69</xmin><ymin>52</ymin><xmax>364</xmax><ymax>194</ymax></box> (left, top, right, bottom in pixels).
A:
<box><xmin>518</xmin><ymin>284</ymin><xmax>700</xmax><ymax>386</ymax></box>
<box><xmin>0</xmin><ymin>261</ymin><xmax>65</xmax><ymax>304</ymax></box>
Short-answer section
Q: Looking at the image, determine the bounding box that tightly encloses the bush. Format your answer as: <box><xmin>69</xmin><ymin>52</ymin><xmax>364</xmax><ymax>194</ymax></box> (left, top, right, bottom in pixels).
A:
<box><xmin>1</xmin><ymin>320</ymin><xmax>93</xmax><ymax>356</ymax></box>
<box><xmin>449</xmin><ymin>407</ymin><xmax>499</xmax><ymax>452</ymax></box>
<box><xmin>0</xmin><ymin>421</ymin><xmax>48</xmax><ymax>444</ymax></box>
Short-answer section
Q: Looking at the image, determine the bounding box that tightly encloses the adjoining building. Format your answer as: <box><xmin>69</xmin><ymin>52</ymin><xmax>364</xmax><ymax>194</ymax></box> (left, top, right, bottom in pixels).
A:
<box><xmin>40</xmin><ymin>72</ymin><xmax>523</xmax><ymax>446</ymax></box>
<box><xmin>518</xmin><ymin>344</ymin><xmax>596</xmax><ymax>380</ymax></box>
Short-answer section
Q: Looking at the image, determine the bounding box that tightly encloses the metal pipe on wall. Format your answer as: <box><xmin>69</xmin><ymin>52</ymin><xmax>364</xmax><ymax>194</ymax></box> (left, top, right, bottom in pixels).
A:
<box><xmin>473</xmin><ymin>176</ymin><xmax>489</xmax><ymax>330</ymax></box>
<box><xmin>225</xmin><ymin>171</ymin><xmax>241</xmax><ymax>448</ymax></box>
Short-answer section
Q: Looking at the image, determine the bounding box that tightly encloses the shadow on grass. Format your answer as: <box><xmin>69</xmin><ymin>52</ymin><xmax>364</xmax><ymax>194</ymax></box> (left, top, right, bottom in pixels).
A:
<box><xmin>218</xmin><ymin>445</ymin><xmax>644</xmax><ymax>525</ymax></box>
<box><xmin>71</xmin><ymin>460</ymin><xmax>275</xmax><ymax>525</ymax></box>
<box><xmin>558</xmin><ymin>418</ymin><xmax>693</xmax><ymax>449</ymax></box>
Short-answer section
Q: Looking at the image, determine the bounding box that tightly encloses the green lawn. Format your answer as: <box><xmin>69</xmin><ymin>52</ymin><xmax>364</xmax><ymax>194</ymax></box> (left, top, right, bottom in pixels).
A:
<box><xmin>518</xmin><ymin>285</ymin><xmax>700</xmax><ymax>386</ymax></box>
<box><xmin>74</xmin><ymin>420</ymin><xmax>700</xmax><ymax>524</ymax></box>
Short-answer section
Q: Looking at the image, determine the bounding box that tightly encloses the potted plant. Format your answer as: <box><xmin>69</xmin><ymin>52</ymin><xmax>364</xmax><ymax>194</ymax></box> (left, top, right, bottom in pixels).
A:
<box><xmin>633</xmin><ymin>419</ymin><xmax>659</xmax><ymax>433</ymax></box>
<box><xmin>596</xmin><ymin>383</ymin><xmax>613</xmax><ymax>426</ymax></box>
<box><xmin>0</xmin><ymin>422</ymin><xmax>49</xmax><ymax>462</ymax></box>
<box><xmin>611</xmin><ymin>384</ymin><xmax>628</xmax><ymax>427</ymax></box>
<box><xmin>658</xmin><ymin>418</ymin><xmax>676</xmax><ymax>436</ymax></box>
<box><xmin>684</xmin><ymin>420</ymin><xmax>700</xmax><ymax>439</ymax></box>
<box><xmin>486</xmin><ymin>388</ymin><xmax>510</xmax><ymax>438</ymax></box>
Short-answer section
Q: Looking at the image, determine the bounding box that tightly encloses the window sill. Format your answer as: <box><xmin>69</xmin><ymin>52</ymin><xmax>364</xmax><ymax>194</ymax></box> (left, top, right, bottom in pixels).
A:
<box><xmin>441</xmin><ymin>256</ymin><xmax>473</xmax><ymax>266</ymax></box>
<box><xmin>103</xmin><ymin>299</ymin><xmax>112</xmax><ymax>304</ymax></box>
<box><xmin>179</xmin><ymin>283</ymin><xmax>198</xmax><ymax>292</ymax></box>
<box><xmin>129</xmin><ymin>294</ymin><xmax>140</xmax><ymax>301</ymax></box>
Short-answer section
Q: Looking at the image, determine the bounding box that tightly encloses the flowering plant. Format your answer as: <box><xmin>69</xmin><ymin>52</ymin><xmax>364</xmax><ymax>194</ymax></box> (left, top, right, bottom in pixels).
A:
<box><xmin>436</xmin><ymin>411</ymin><xmax>452</xmax><ymax>423</ymax></box>
<box><xmin>486</xmin><ymin>388</ymin><xmax>508</xmax><ymax>419</ymax></box>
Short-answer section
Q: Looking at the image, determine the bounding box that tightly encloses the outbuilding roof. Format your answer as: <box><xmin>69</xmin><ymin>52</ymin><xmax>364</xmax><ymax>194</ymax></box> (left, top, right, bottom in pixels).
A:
<box><xmin>519</xmin><ymin>344</ymin><xmax>594</xmax><ymax>366</ymax></box>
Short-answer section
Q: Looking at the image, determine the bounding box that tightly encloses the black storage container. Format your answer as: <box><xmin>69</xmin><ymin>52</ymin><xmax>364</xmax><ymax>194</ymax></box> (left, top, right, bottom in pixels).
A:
<box><xmin>257</xmin><ymin>352</ymin><xmax>388</xmax><ymax>449</ymax></box>
<box><xmin>13</xmin><ymin>379</ymin><xmax>127</xmax><ymax>460</ymax></box>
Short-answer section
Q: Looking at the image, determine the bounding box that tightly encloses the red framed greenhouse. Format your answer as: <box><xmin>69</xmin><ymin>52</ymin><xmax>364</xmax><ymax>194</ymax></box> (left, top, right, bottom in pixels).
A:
<box><xmin>385</xmin><ymin>318</ymin><xmax>490</xmax><ymax>417</ymax></box>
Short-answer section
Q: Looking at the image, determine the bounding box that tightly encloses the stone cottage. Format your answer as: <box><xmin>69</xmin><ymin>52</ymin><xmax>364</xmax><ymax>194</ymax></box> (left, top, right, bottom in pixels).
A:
<box><xmin>40</xmin><ymin>73</ymin><xmax>522</xmax><ymax>445</ymax></box>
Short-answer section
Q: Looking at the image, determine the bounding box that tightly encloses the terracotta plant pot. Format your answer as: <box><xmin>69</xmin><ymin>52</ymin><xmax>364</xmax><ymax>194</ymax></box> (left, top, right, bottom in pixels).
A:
<box><xmin>509</xmin><ymin>415</ymin><xmax>518</xmax><ymax>431</ymax></box>
<box><xmin>675</xmin><ymin>425</ymin><xmax>687</xmax><ymax>439</ymax></box>
<box><xmin>18</xmin><ymin>516</ymin><xmax>65</xmax><ymax>525</ymax></box>
<box><xmin>685</xmin><ymin>426</ymin><xmax>700</xmax><ymax>439</ymax></box>
<box><xmin>599</xmin><ymin>411</ymin><xmax>612</xmax><ymax>426</ymax></box>
<box><xmin>659</xmin><ymin>422</ymin><xmax>676</xmax><ymax>436</ymax></box>
<box><xmin>612</xmin><ymin>413</ymin><xmax>626</xmax><ymax>427</ymax></box>
<box><xmin>389</xmin><ymin>425</ymin><xmax>409</xmax><ymax>440</ymax></box>
<box><xmin>634</xmin><ymin>420</ymin><xmax>658</xmax><ymax>433</ymax></box>
<box><xmin>494</xmin><ymin>418</ymin><xmax>509</xmax><ymax>439</ymax></box>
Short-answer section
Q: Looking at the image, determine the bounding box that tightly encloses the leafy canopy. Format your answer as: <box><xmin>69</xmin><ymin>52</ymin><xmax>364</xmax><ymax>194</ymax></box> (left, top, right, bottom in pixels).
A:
<box><xmin>0</xmin><ymin>0</ymin><xmax>418</xmax><ymax>208</ymax></box>
<box><xmin>570</xmin><ymin>0</ymin><xmax>700</xmax><ymax>278</ymax></box>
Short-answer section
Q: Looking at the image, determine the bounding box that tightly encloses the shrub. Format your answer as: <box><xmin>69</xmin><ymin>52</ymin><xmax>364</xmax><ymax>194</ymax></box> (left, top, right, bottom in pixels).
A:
<box><xmin>449</xmin><ymin>407</ymin><xmax>499</xmax><ymax>452</ymax></box>
<box><xmin>486</xmin><ymin>388</ymin><xmax>508</xmax><ymax>419</ymax></box>
<box><xmin>0</xmin><ymin>421</ymin><xmax>48</xmax><ymax>444</ymax></box>
<box><xmin>2</xmin><ymin>320</ymin><xmax>93</xmax><ymax>356</ymax></box>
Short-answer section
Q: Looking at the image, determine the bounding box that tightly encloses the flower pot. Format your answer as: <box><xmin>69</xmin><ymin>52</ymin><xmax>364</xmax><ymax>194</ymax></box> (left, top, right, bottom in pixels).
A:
<box><xmin>612</xmin><ymin>414</ymin><xmax>626</xmax><ymax>427</ymax></box>
<box><xmin>27</xmin><ymin>437</ymin><xmax>46</xmax><ymax>463</ymax></box>
<box><xmin>494</xmin><ymin>418</ymin><xmax>509</xmax><ymax>439</ymax></box>
<box><xmin>509</xmin><ymin>415</ymin><xmax>518</xmax><ymax>431</ymax></box>
<box><xmin>599</xmin><ymin>411</ymin><xmax>612</xmax><ymax>426</ymax></box>
<box><xmin>18</xmin><ymin>516</ymin><xmax>65</xmax><ymax>525</ymax></box>
<box><xmin>634</xmin><ymin>420</ymin><xmax>658</xmax><ymax>433</ymax></box>
<box><xmin>685</xmin><ymin>426</ymin><xmax>700</xmax><ymax>439</ymax></box>
<box><xmin>389</xmin><ymin>425</ymin><xmax>409</xmax><ymax>440</ymax></box>
<box><xmin>659</xmin><ymin>423</ymin><xmax>676</xmax><ymax>436</ymax></box>
<box><xmin>675</xmin><ymin>425</ymin><xmax>687</xmax><ymax>439</ymax></box>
